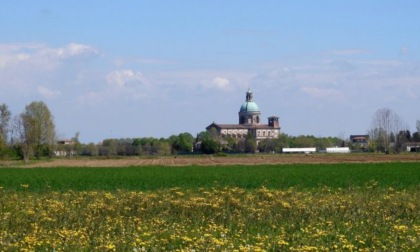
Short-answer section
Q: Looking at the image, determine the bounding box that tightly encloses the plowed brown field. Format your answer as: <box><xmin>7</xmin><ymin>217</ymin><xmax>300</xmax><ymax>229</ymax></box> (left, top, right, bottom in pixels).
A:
<box><xmin>9</xmin><ymin>153</ymin><xmax>420</xmax><ymax>168</ymax></box>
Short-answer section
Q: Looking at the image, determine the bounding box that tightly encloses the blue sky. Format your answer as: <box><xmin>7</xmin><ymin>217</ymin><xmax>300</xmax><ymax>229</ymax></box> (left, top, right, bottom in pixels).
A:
<box><xmin>1</xmin><ymin>1</ymin><xmax>420</xmax><ymax>143</ymax></box>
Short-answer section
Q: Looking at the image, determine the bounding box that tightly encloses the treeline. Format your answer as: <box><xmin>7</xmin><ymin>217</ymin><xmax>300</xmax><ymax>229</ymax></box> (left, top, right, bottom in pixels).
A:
<box><xmin>0</xmin><ymin>100</ymin><xmax>349</xmax><ymax>160</ymax></box>
<box><xmin>368</xmin><ymin>108</ymin><xmax>420</xmax><ymax>153</ymax></box>
<box><xmin>2</xmin><ymin>101</ymin><xmax>420</xmax><ymax>161</ymax></box>
<box><xmin>75</xmin><ymin>133</ymin><xmax>195</xmax><ymax>157</ymax></box>
<box><xmin>62</xmin><ymin>133</ymin><xmax>345</xmax><ymax>157</ymax></box>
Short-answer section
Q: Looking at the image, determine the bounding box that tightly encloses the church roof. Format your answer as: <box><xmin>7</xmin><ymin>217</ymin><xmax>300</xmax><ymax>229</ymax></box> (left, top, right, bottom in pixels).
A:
<box><xmin>239</xmin><ymin>88</ymin><xmax>260</xmax><ymax>113</ymax></box>
<box><xmin>207</xmin><ymin>123</ymin><xmax>278</xmax><ymax>130</ymax></box>
<box><xmin>239</xmin><ymin>101</ymin><xmax>260</xmax><ymax>113</ymax></box>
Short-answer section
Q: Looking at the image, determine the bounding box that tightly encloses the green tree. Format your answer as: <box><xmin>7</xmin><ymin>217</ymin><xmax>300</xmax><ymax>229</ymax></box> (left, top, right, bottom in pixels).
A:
<box><xmin>102</xmin><ymin>139</ymin><xmax>118</xmax><ymax>156</ymax></box>
<box><xmin>201</xmin><ymin>138</ymin><xmax>219</xmax><ymax>154</ymax></box>
<box><xmin>0</xmin><ymin>103</ymin><xmax>11</xmax><ymax>144</ymax></box>
<box><xmin>84</xmin><ymin>143</ymin><xmax>99</xmax><ymax>156</ymax></box>
<box><xmin>157</xmin><ymin>141</ymin><xmax>171</xmax><ymax>155</ymax></box>
<box><xmin>245</xmin><ymin>133</ymin><xmax>256</xmax><ymax>153</ymax></box>
<box><xmin>71</xmin><ymin>132</ymin><xmax>82</xmax><ymax>156</ymax></box>
<box><xmin>0</xmin><ymin>104</ymin><xmax>11</xmax><ymax>158</ymax></box>
<box><xmin>196</xmin><ymin>131</ymin><xmax>211</xmax><ymax>142</ymax></box>
<box><xmin>292</xmin><ymin>135</ymin><xmax>316</xmax><ymax>148</ymax></box>
<box><xmin>197</xmin><ymin>131</ymin><xmax>219</xmax><ymax>154</ymax></box>
<box><xmin>258</xmin><ymin>138</ymin><xmax>276</xmax><ymax>153</ymax></box>
<box><xmin>413</xmin><ymin>132</ymin><xmax>420</xmax><ymax>142</ymax></box>
<box><xmin>18</xmin><ymin>101</ymin><xmax>56</xmax><ymax>161</ymax></box>
<box><xmin>173</xmin><ymin>132</ymin><xmax>194</xmax><ymax>153</ymax></box>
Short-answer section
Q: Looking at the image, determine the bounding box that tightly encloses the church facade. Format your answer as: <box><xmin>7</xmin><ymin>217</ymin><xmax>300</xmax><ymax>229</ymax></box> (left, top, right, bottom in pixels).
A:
<box><xmin>206</xmin><ymin>89</ymin><xmax>280</xmax><ymax>144</ymax></box>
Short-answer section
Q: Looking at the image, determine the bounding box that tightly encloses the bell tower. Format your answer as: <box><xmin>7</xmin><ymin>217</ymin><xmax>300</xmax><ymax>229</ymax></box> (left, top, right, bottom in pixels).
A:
<box><xmin>268</xmin><ymin>116</ymin><xmax>279</xmax><ymax>127</ymax></box>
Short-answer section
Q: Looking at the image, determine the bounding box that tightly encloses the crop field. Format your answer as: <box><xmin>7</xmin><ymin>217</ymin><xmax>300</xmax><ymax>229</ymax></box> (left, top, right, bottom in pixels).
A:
<box><xmin>0</xmin><ymin>160</ymin><xmax>419</xmax><ymax>251</ymax></box>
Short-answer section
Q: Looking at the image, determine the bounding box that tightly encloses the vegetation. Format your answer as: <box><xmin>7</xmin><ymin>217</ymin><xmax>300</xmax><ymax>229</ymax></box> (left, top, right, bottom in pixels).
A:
<box><xmin>1</xmin><ymin>100</ymin><xmax>420</xmax><ymax>159</ymax></box>
<box><xmin>0</xmin><ymin>104</ymin><xmax>12</xmax><ymax>159</ymax></box>
<box><xmin>0</xmin><ymin>162</ymin><xmax>419</xmax><ymax>192</ymax></box>
<box><xmin>368</xmin><ymin>108</ymin><xmax>418</xmax><ymax>153</ymax></box>
<box><xmin>0</xmin><ymin>163</ymin><xmax>419</xmax><ymax>251</ymax></box>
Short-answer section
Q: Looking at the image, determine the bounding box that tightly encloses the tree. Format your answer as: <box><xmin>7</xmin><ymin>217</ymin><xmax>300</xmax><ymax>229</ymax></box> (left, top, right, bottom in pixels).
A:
<box><xmin>201</xmin><ymin>138</ymin><xmax>219</xmax><ymax>154</ymax></box>
<box><xmin>18</xmin><ymin>101</ymin><xmax>56</xmax><ymax>160</ymax></box>
<box><xmin>71</xmin><ymin>132</ymin><xmax>82</xmax><ymax>155</ymax></box>
<box><xmin>395</xmin><ymin>130</ymin><xmax>411</xmax><ymax>152</ymax></box>
<box><xmin>197</xmin><ymin>131</ymin><xmax>219</xmax><ymax>154</ymax></box>
<box><xmin>245</xmin><ymin>133</ymin><xmax>256</xmax><ymax>153</ymax></box>
<box><xmin>413</xmin><ymin>132</ymin><xmax>420</xmax><ymax>142</ymax></box>
<box><xmin>172</xmin><ymin>132</ymin><xmax>194</xmax><ymax>153</ymax></box>
<box><xmin>0</xmin><ymin>103</ymin><xmax>11</xmax><ymax>145</ymax></box>
<box><xmin>102</xmin><ymin>139</ymin><xmax>118</xmax><ymax>156</ymax></box>
<box><xmin>0</xmin><ymin>104</ymin><xmax>11</xmax><ymax>158</ymax></box>
<box><xmin>369</xmin><ymin>108</ymin><xmax>407</xmax><ymax>153</ymax></box>
<box><xmin>417</xmin><ymin>120</ymin><xmax>420</xmax><ymax>135</ymax></box>
<box><xmin>291</xmin><ymin>135</ymin><xmax>316</xmax><ymax>148</ymax></box>
<box><xmin>83</xmin><ymin>143</ymin><xmax>99</xmax><ymax>156</ymax></box>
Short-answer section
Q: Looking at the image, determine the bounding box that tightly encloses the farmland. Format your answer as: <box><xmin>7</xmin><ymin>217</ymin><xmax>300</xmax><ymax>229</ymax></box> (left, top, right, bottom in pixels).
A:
<box><xmin>0</xmin><ymin>156</ymin><xmax>419</xmax><ymax>251</ymax></box>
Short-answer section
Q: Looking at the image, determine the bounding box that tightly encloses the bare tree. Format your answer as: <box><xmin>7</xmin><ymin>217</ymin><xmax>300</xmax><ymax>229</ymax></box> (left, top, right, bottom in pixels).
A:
<box><xmin>13</xmin><ymin>114</ymin><xmax>33</xmax><ymax>162</ymax></box>
<box><xmin>369</xmin><ymin>108</ymin><xmax>407</xmax><ymax>153</ymax></box>
<box><xmin>416</xmin><ymin>120</ymin><xmax>420</xmax><ymax>134</ymax></box>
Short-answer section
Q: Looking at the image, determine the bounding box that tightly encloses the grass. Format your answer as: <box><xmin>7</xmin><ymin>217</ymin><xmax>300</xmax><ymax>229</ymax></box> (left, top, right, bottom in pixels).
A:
<box><xmin>1</xmin><ymin>162</ymin><xmax>419</xmax><ymax>251</ymax></box>
<box><xmin>0</xmin><ymin>162</ymin><xmax>419</xmax><ymax>191</ymax></box>
<box><xmin>1</xmin><ymin>185</ymin><xmax>419</xmax><ymax>251</ymax></box>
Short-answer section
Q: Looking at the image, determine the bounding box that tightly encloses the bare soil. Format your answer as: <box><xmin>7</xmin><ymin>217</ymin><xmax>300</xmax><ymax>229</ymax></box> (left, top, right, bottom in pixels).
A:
<box><xmin>5</xmin><ymin>153</ymin><xmax>420</xmax><ymax>168</ymax></box>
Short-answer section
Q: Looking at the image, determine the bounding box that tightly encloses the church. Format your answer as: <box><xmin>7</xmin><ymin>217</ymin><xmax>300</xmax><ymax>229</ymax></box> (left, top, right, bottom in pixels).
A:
<box><xmin>206</xmin><ymin>89</ymin><xmax>280</xmax><ymax>144</ymax></box>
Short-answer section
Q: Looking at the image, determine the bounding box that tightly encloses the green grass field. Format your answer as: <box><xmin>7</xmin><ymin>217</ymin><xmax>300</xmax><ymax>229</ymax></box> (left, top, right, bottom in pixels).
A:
<box><xmin>1</xmin><ymin>162</ymin><xmax>419</xmax><ymax>251</ymax></box>
<box><xmin>0</xmin><ymin>162</ymin><xmax>419</xmax><ymax>191</ymax></box>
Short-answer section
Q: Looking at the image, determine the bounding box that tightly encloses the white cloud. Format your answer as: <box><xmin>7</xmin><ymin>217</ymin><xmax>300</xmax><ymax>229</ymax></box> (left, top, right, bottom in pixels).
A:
<box><xmin>47</xmin><ymin>43</ymin><xmax>99</xmax><ymax>60</ymax></box>
<box><xmin>75</xmin><ymin>69</ymin><xmax>152</xmax><ymax>106</ymax></box>
<box><xmin>0</xmin><ymin>42</ymin><xmax>100</xmax><ymax>97</ymax></box>
<box><xmin>37</xmin><ymin>86</ymin><xmax>62</xmax><ymax>99</ymax></box>
<box><xmin>106</xmin><ymin>69</ymin><xmax>148</xmax><ymax>87</ymax></box>
<box><xmin>212</xmin><ymin>77</ymin><xmax>231</xmax><ymax>91</ymax></box>
<box><xmin>199</xmin><ymin>77</ymin><xmax>235</xmax><ymax>92</ymax></box>
<box><xmin>0</xmin><ymin>43</ymin><xmax>99</xmax><ymax>70</ymax></box>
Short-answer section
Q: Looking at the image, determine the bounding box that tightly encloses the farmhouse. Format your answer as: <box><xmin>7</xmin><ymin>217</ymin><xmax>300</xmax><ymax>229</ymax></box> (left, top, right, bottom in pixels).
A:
<box><xmin>54</xmin><ymin>139</ymin><xmax>77</xmax><ymax>157</ymax></box>
<box><xmin>206</xmin><ymin>89</ymin><xmax>280</xmax><ymax>144</ymax></box>
<box><xmin>350</xmin><ymin>135</ymin><xmax>369</xmax><ymax>146</ymax></box>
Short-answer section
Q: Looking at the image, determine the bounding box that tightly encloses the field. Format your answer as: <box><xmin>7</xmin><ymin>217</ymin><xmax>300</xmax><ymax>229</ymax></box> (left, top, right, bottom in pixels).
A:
<box><xmin>4</xmin><ymin>152</ymin><xmax>420</xmax><ymax>168</ymax></box>
<box><xmin>0</xmin><ymin>155</ymin><xmax>419</xmax><ymax>251</ymax></box>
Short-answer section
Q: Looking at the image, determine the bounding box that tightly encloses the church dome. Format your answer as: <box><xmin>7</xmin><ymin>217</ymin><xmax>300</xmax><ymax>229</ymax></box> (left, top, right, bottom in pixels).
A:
<box><xmin>239</xmin><ymin>88</ymin><xmax>260</xmax><ymax>113</ymax></box>
<box><xmin>239</xmin><ymin>101</ymin><xmax>260</xmax><ymax>113</ymax></box>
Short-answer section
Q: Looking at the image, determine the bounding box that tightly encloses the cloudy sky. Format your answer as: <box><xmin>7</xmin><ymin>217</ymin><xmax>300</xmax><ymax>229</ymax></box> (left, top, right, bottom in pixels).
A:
<box><xmin>1</xmin><ymin>1</ymin><xmax>420</xmax><ymax>143</ymax></box>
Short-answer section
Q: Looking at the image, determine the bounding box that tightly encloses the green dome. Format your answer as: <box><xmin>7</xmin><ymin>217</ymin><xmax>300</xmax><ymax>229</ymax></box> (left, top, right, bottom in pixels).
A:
<box><xmin>239</xmin><ymin>101</ymin><xmax>260</xmax><ymax>113</ymax></box>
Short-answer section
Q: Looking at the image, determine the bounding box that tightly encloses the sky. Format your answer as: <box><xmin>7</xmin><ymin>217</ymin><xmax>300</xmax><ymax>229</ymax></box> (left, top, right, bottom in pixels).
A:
<box><xmin>1</xmin><ymin>1</ymin><xmax>420</xmax><ymax>143</ymax></box>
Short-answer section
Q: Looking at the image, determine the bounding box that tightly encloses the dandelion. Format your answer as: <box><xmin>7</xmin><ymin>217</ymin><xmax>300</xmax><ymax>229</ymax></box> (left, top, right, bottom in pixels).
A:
<box><xmin>393</xmin><ymin>225</ymin><xmax>409</xmax><ymax>233</ymax></box>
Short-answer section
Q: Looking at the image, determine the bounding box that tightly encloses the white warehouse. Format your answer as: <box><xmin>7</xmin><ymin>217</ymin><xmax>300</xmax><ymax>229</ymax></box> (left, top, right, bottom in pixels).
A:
<box><xmin>326</xmin><ymin>147</ymin><xmax>351</xmax><ymax>153</ymax></box>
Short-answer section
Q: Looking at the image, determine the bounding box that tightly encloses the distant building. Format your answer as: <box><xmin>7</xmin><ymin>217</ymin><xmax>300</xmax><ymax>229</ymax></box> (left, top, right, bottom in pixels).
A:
<box><xmin>350</xmin><ymin>135</ymin><xmax>369</xmax><ymax>149</ymax></box>
<box><xmin>206</xmin><ymin>89</ymin><xmax>280</xmax><ymax>144</ymax></box>
<box><xmin>283</xmin><ymin>148</ymin><xmax>316</xmax><ymax>154</ymax></box>
<box><xmin>403</xmin><ymin>142</ymin><xmax>420</xmax><ymax>152</ymax></box>
<box><xmin>56</xmin><ymin>139</ymin><xmax>75</xmax><ymax>145</ymax></box>
<box><xmin>326</xmin><ymin>147</ymin><xmax>351</xmax><ymax>153</ymax></box>
<box><xmin>54</xmin><ymin>139</ymin><xmax>77</xmax><ymax>157</ymax></box>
